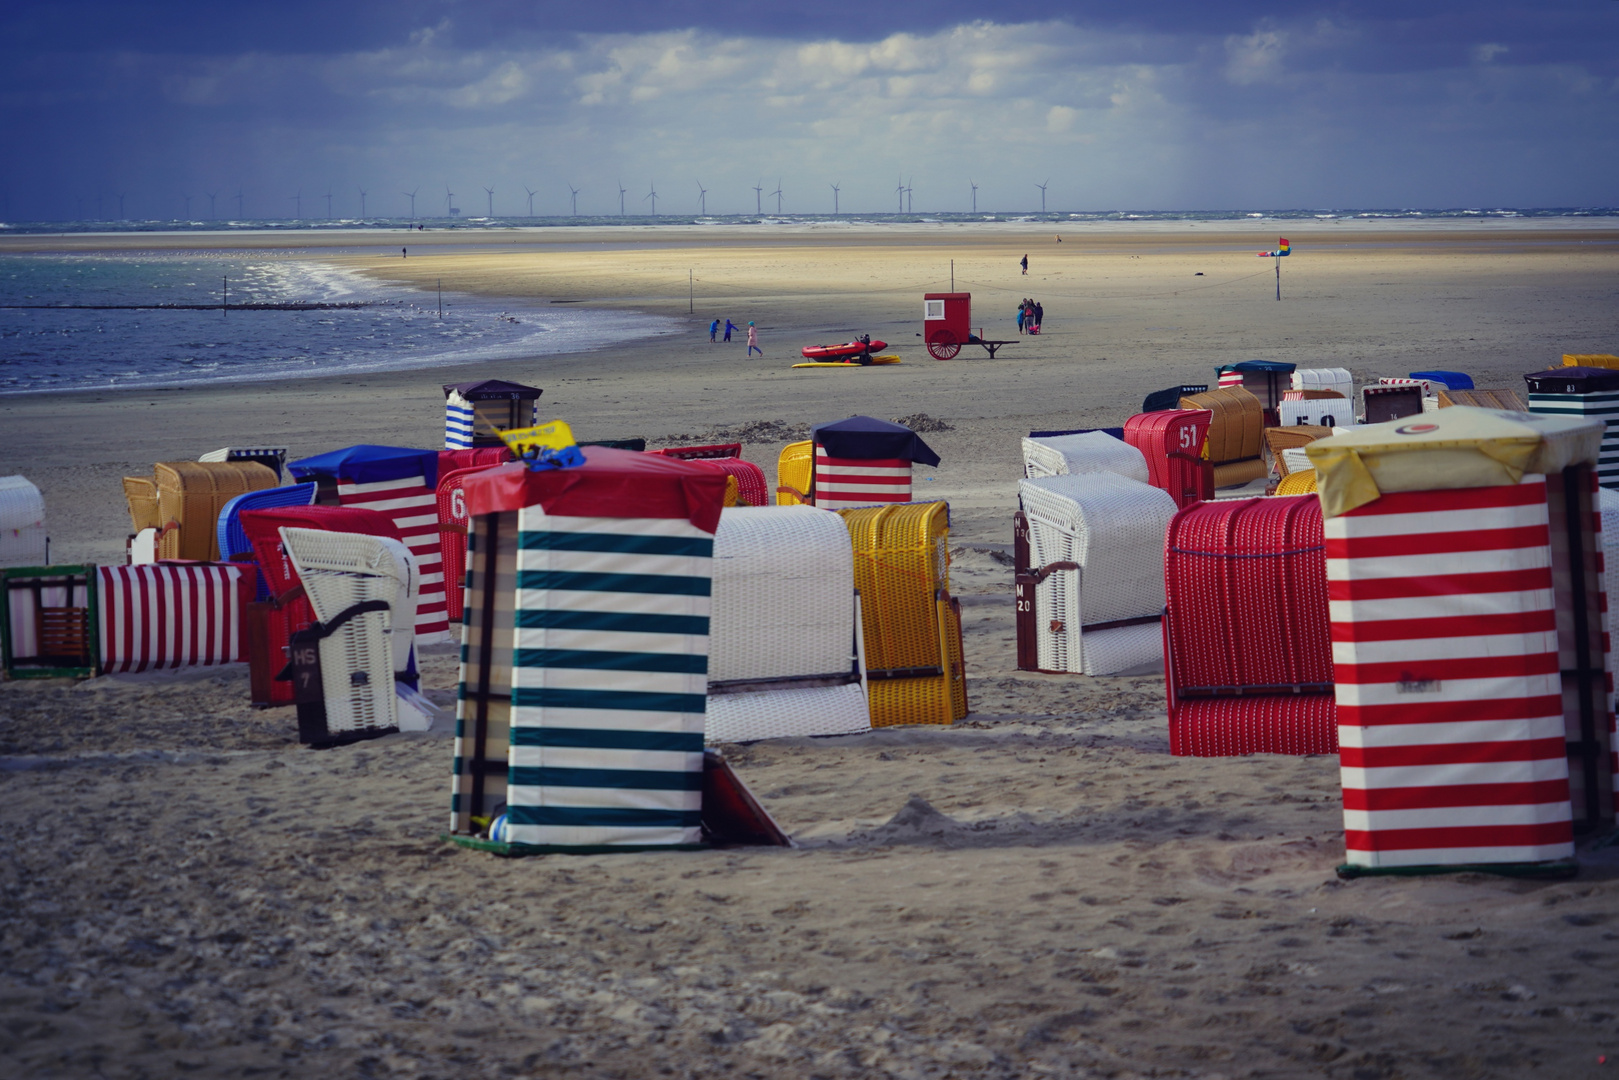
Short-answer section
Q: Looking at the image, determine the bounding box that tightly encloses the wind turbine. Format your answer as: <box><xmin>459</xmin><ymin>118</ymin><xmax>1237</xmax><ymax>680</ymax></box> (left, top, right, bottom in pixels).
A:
<box><xmin>905</xmin><ymin>178</ymin><xmax>914</xmax><ymax>215</ymax></box>
<box><xmin>752</xmin><ymin>180</ymin><xmax>764</xmax><ymax>215</ymax></box>
<box><xmin>445</xmin><ymin>185</ymin><xmax>456</xmax><ymax>216</ymax></box>
<box><xmin>568</xmin><ymin>184</ymin><xmax>580</xmax><ymax>216</ymax></box>
<box><xmin>483</xmin><ymin>186</ymin><xmax>494</xmax><ymax>217</ymax></box>
<box><xmin>290</xmin><ymin>190</ymin><xmax>301</xmax><ymax>219</ymax></box>
<box><xmin>524</xmin><ymin>186</ymin><xmax>536</xmax><ymax>216</ymax></box>
<box><xmin>183</xmin><ymin>193</ymin><xmax>192</xmax><ymax>220</ymax></box>
<box><xmin>830</xmin><ymin>182</ymin><xmax>840</xmax><ymax>216</ymax></box>
<box><xmin>969</xmin><ymin>179</ymin><xmax>978</xmax><ymax>214</ymax></box>
<box><xmin>206</xmin><ymin>192</ymin><xmax>217</xmax><ymax>220</ymax></box>
<box><xmin>404</xmin><ymin>188</ymin><xmax>417</xmax><ymax>218</ymax></box>
<box><xmin>645</xmin><ymin>180</ymin><xmax>657</xmax><ymax>216</ymax></box>
<box><xmin>771</xmin><ymin>179</ymin><xmax>783</xmax><ymax>215</ymax></box>
<box><xmin>358</xmin><ymin>188</ymin><xmax>367</xmax><ymax>218</ymax></box>
<box><xmin>895</xmin><ymin>177</ymin><xmax>904</xmax><ymax>213</ymax></box>
<box><xmin>234</xmin><ymin>188</ymin><xmax>244</xmax><ymax>218</ymax></box>
<box><xmin>696</xmin><ymin>179</ymin><xmax>707</xmax><ymax>215</ymax></box>
<box><xmin>617</xmin><ymin>180</ymin><xmax>627</xmax><ymax>216</ymax></box>
<box><xmin>1036</xmin><ymin>179</ymin><xmax>1048</xmax><ymax>213</ymax></box>
<box><xmin>324</xmin><ymin>189</ymin><xmax>333</xmax><ymax>219</ymax></box>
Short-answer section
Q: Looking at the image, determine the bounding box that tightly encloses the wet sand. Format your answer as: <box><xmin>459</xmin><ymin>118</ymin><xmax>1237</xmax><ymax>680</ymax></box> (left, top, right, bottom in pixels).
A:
<box><xmin>2</xmin><ymin>223</ymin><xmax>1618</xmax><ymax>1079</ymax></box>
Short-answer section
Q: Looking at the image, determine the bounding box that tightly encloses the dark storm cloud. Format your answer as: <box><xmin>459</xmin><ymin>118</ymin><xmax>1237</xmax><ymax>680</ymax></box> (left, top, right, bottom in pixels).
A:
<box><xmin>1</xmin><ymin>2</ymin><xmax>1615</xmax><ymax>220</ymax></box>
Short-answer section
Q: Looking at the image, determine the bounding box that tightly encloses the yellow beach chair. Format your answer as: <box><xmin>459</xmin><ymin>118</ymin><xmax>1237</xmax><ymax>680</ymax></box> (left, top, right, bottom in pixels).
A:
<box><xmin>776</xmin><ymin>440</ymin><xmax>813</xmax><ymax>505</ymax></box>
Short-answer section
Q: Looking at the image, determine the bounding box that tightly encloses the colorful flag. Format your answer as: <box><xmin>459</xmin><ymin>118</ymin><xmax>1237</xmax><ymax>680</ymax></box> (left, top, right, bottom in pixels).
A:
<box><xmin>1257</xmin><ymin>238</ymin><xmax>1291</xmax><ymax>257</ymax></box>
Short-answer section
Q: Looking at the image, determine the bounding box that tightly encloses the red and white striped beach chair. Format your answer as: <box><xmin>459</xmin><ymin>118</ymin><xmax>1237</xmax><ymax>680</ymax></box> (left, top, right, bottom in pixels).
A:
<box><xmin>96</xmin><ymin>562</ymin><xmax>251</xmax><ymax>674</ymax></box>
<box><xmin>808</xmin><ymin>416</ymin><xmax>941</xmax><ymax>511</ymax></box>
<box><xmin>1309</xmin><ymin>407</ymin><xmax>1616</xmax><ymax>875</ymax></box>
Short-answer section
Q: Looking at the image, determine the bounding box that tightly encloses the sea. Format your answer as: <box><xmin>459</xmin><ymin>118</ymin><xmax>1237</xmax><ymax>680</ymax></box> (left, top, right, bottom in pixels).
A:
<box><xmin>1</xmin><ymin>208</ymin><xmax>1612</xmax><ymax>396</ymax></box>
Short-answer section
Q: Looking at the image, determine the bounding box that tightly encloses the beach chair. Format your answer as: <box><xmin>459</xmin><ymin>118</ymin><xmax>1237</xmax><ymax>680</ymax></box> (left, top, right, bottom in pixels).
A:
<box><xmin>288</xmin><ymin>445</ymin><xmax>450</xmax><ymax>644</ymax></box>
<box><xmin>649</xmin><ymin>444</ymin><xmax>771</xmax><ymax>507</ymax></box>
<box><xmin>1162</xmin><ymin>495</ymin><xmax>1335</xmax><ymax>756</ymax></box>
<box><xmin>1362</xmin><ymin>384</ymin><xmax>1423</xmax><ymax>424</ymax></box>
<box><xmin>1263</xmin><ymin>426</ymin><xmax>1329</xmax><ymax>478</ymax></box>
<box><xmin>1564</xmin><ymin>355</ymin><xmax>1619</xmax><ymax>370</ymax></box>
<box><xmin>96</xmin><ymin>562</ymin><xmax>252</xmax><ymax>675</ymax></box>
<box><xmin>1141</xmin><ymin>384</ymin><xmax>1208</xmax><ymax>413</ymax></box>
<box><xmin>1021</xmin><ymin>430</ymin><xmax>1150</xmax><ymax>483</ymax></box>
<box><xmin>0</xmin><ymin>476</ymin><xmax>48</xmax><ymax>569</ymax></box>
<box><xmin>1290</xmin><ymin>368</ymin><xmax>1354</xmax><ymax>400</ymax></box>
<box><xmin>1309</xmin><ymin>407</ymin><xmax>1615</xmax><ymax>875</ymax></box>
<box><xmin>216</xmin><ymin>483</ymin><xmax>319</xmax><ymax>599</ymax></box>
<box><xmin>775</xmin><ymin>441</ymin><xmax>814</xmax><ymax>505</ymax></box>
<box><xmin>436</xmin><ymin>463</ymin><xmax>510</xmax><ymax>626</ymax></box>
<box><xmin>1</xmin><ymin>565</ymin><xmax>97</xmax><ymax>679</ymax></box>
<box><xmin>1277</xmin><ymin>397</ymin><xmax>1353</xmax><ymax>428</ymax></box>
<box><xmin>122</xmin><ymin>477</ymin><xmax>160</xmax><ymax>535</ymax></box>
<box><xmin>1274</xmin><ymin>469</ymin><xmax>1317</xmax><ymax>495</ymax></box>
<box><xmin>1123</xmin><ymin>411</ymin><xmax>1211</xmax><ymax>494</ymax></box>
<box><xmin>1525</xmin><ymin>367</ymin><xmax>1619</xmax><ymax>489</ymax></box>
<box><xmin>199</xmin><ymin>447</ymin><xmax>288</xmax><ymax>483</ymax></box>
<box><xmin>1409</xmin><ymin>370</ymin><xmax>1473</xmax><ymax>392</ymax></box>
<box><xmin>280</xmin><ymin>528</ymin><xmax>422</xmax><ymax>745</ymax></box>
<box><xmin>837</xmin><ymin>501</ymin><xmax>967</xmax><ymax>726</ymax></box>
<box><xmin>449</xmin><ymin>447</ymin><xmax>729</xmax><ymax>852</ymax></box>
<box><xmin>238</xmin><ymin>505</ymin><xmax>406</xmax><ymax>708</ymax></box>
<box><xmin>1438</xmin><ymin>388</ymin><xmax>1527</xmax><ymax>411</ymax></box>
<box><xmin>1163</xmin><ymin>451</ymin><xmax>1215</xmax><ymax>509</ymax></box>
<box><xmin>442</xmin><ymin>379</ymin><xmax>542</xmax><ymax>449</ymax></box>
<box><xmin>706</xmin><ymin>505</ymin><xmax>871</xmax><ymax>743</ymax></box>
<box><xmin>810</xmin><ymin>416</ymin><xmax>941</xmax><ymax>510</ymax></box>
<box><xmin>1179</xmin><ymin>387</ymin><xmax>1267</xmax><ymax>488</ymax></box>
<box><xmin>439</xmin><ymin>447</ymin><xmax>514</xmax><ymax>474</ymax></box>
<box><xmin>1018</xmin><ymin>474</ymin><xmax>1177</xmax><ymax>676</ymax></box>
<box><xmin>1215</xmin><ymin>360</ymin><xmax>1295</xmax><ymax>412</ymax></box>
<box><xmin>149</xmin><ymin>460</ymin><xmax>278</xmax><ymax>563</ymax></box>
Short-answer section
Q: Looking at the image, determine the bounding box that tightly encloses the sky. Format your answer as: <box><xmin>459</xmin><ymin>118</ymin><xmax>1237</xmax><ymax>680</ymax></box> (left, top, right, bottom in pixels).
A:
<box><xmin>2</xmin><ymin>1</ymin><xmax>1617</xmax><ymax>221</ymax></box>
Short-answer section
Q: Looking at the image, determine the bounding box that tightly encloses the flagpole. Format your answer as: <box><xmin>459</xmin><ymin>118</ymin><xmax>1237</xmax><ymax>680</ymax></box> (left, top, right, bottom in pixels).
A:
<box><xmin>1276</xmin><ymin>254</ymin><xmax>1281</xmax><ymax>301</ymax></box>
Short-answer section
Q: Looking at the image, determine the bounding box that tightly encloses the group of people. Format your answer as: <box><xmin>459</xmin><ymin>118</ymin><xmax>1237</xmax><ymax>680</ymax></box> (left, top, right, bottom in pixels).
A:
<box><xmin>709</xmin><ymin>317</ymin><xmax>761</xmax><ymax>356</ymax></box>
<box><xmin>1017</xmin><ymin>298</ymin><xmax>1044</xmax><ymax>334</ymax></box>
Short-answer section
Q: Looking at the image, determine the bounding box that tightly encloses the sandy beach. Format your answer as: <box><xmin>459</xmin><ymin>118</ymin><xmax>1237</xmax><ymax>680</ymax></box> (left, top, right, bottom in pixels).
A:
<box><xmin>2</xmin><ymin>222</ymin><xmax>1618</xmax><ymax>1079</ymax></box>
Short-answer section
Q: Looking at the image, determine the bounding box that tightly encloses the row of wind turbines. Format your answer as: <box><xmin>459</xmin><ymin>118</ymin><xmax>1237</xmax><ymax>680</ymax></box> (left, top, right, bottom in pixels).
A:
<box><xmin>144</xmin><ymin>178</ymin><xmax>1057</xmax><ymax>221</ymax></box>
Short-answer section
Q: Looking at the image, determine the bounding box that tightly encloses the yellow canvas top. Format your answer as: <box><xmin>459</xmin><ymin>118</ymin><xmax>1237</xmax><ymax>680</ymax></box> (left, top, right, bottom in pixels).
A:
<box><xmin>1303</xmin><ymin>406</ymin><xmax>1603</xmax><ymax>517</ymax></box>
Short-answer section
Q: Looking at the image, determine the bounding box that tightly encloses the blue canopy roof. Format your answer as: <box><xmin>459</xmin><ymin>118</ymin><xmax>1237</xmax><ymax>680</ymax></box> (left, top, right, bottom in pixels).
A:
<box><xmin>1410</xmin><ymin>370</ymin><xmax>1474</xmax><ymax>390</ymax></box>
<box><xmin>288</xmin><ymin>444</ymin><xmax>441</xmax><ymax>486</ymax></box>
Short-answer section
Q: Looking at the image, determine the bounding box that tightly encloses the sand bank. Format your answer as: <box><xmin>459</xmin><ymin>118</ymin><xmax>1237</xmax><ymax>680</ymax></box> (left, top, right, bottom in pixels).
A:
<box><xmin>2</xmin><ymin>224</ymin><xmax>1618</xmax><ymax>1078</ymax></box>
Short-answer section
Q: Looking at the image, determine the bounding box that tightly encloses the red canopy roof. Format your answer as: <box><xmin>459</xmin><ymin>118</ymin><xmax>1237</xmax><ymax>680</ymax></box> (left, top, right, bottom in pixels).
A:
<box><xmin>460</xmin><ymin>446</ymin><xmax>729</xmax><ymax>534</ymax></box>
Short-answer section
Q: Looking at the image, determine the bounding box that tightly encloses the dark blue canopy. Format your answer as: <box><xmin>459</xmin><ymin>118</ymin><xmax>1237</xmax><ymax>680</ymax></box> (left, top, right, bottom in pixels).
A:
<box><xmin>443</xmin><ymin>379</ymin><xmax>543</xmax><ymax>401</ymax></box>
<box><xmin>1410</xmin><ymin>370</ymin><xmax>1474</xmax><ymax>390</ymax></box>
<box><xmin>812</xmin><ymin>416</ymin><xmax>941</xmax><ymax>466</ymax></box>
<box><xmin>1215</xmin><ymin>360</ymin><xmax>1296</xmax><ymax>375</ymax></box>
<box><xmin>289</xmin><ymin>444</ymin><xmax>441</xmax><ymax>486</ymax></box>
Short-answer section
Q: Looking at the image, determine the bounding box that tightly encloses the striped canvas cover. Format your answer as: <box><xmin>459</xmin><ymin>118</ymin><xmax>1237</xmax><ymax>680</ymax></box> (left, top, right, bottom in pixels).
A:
<box><xmin>1327</xmin><ymin>479</ymin><xmax>1578</xmax><ymax>868</ymax></box>
<box><xmin>337</xmin><ymin>473</ymin><xmax>449</xmax><ymax>643</ymax></box>
<box><xmin>1526</xmin><ymin>382</ymin><xmax>1619</xmax><ymax>489</ymax></box>
<box><xmin>813</xmin><ymin>446</ymin><xmax>912</xmax><ymax>509</ymax></box>
<box><xmin>97</xmin><ymin>562</ymin><xmax>251</xmax><ymax>674</ymax></box>
<box><xmin>1217</xmin><ymin>370</ymin><xmax>1244</xmax><ymax>388</ymax></box>
<box><xmin>456</xmin><ymin>509</ymin><xmax>711</xmax><ymax>849</ymax></box>
<box><xmin>444</xmin><ymin>391</ymin><xmax>537</xmax><ymax>449</ymax></box>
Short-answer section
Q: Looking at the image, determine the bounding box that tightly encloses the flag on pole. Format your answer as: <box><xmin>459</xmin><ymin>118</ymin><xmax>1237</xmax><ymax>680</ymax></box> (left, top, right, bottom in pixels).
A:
<box><xmin>1258</xmin><ymin>238</ymin><xmax>1291</xmax><ymax>257</ymax></box>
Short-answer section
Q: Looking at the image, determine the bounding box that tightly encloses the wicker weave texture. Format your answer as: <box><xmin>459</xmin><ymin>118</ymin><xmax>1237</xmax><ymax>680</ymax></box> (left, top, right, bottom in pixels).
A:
<box><xmin>1180</xmin><ymin>387</ymin><xmax>1263</xmax><ymax>464</ymax></box>
<box><xmin>1290</xmin><ymin>368</ymin><xmax>1354</xmax><ymax>398</ymax></box>
<box><xmin>1275</xmin><ymin>469</ymin><xmax>1318</xmax><ymax>495</ymax></box>
<box><xmin>0</xmin><ymin>476</ymin><xmax>46</xmax><ymax>569</ymax></box>
<box><xmin>153</xmin><ymin>461</ymin><xmax>278</xmax><ymax>563</ymax></box>
<box><xmin>1264</xmin><ymin>427</ymin><xmax>1329</xmax><ymax>477</ymax></box>
<box><xmin>776</xmin><ymin>441</ymin><xmax>814</xmax><ymax>505</ymax></box>
<box><xmin>1022</xmin><ymin>432</ymin><xmax>1150</xmax><ymax>483</ymax></box>
<box><xmin>1122</xmin><ymin>410</ymin><xmax>1210</xmax><ymax>491</ymax></box>
<box><xmin>1020</xmin><ymin>474</ymin><xmax>1175</xmax><ymax>675</ymax></box>
<box><xmin>281</xmin><ymin>529</ymin><xmax>418</xmax><ymax>738</ymax></box>
<box><xmin>707</xmin><ymin>683</ymin><xmax>869</xmax><ymax>743</ymax></box>
<box><xmin>711</xmin><ymin>506</ymin><xmax>854</xmax><ymax>681</ymax></box>
<box><xmin>837</xmin><ymin>502</ymin><xmax>967</xmax><ymax>724</ymax></box>
<box><xmin>1278</xmin><ymin>399</ymin><xmax>1354</xmax><ymax>429</ymax></box>
<box><xmin>122</xmin><ymin>477</ymin><xmax>159</xmax><ymax>533</ymax></box>
<box><xmin>1440</xmin><ymin>388</ymin><xmax>1528</xmax><ymax>411</ymax></box>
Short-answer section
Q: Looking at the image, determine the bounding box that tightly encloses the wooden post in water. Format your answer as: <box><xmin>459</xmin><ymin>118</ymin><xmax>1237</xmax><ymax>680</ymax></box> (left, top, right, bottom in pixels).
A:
<box><xmin>438</xmin><ymin>279</ymin><xmax>443</xmax><ymax>318</ymax></box>
<box><xmin>223</xmin><ymin>275</ymin><xmax>227</xmax><ymax>317</ymax></box>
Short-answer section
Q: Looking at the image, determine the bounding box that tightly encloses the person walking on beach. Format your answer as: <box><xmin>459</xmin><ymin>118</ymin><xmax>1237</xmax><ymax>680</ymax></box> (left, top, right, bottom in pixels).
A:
<box><xmin>1033</xmin><ymin>299</ymin><xmax>1044</xmax><ymax>332</ymax></box>
<box><xmin>747</xmin><ymin>321</ymin><xmax>761</xmax><ymax>357</ymax></box>
<box><xmin>1016</xmin><ymin>302</ymin><xmax>1025</xmax><ymax>335</ymax></box>
<box><xmin>1020</xmin><ymin>253</ymin><xmax>1028</xmax><ymax>275</ymax></box>
<box><xmin>709</xmin><ymin>318</ymin><xmax>720</xmax><ymax>343</ymax></box>
<box><xmin>724</xmin><ymin>318</ymin><xmax>737</xmax><ymax>342</ymax></box>
<box><xmin>402</xmin><ymin>247</ymin><xmax>407</xmax><ymax>258</ymax></box>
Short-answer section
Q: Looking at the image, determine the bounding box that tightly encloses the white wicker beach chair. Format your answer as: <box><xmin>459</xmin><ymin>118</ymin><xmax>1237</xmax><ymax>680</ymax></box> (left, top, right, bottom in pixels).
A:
<box><xmin>1289</xmin><ymin>368</ymin><xmax>1354</xmax><ymax>399</ymax></box>
<box><xmin>1277</xmin><ymin>399</ymin><xmax>1354</xmax><ymax>429</ymax></box>
<box><xmin>1022</xmin><ymin>431</ymin><xmax>1150</xmax><ymax>483</ymax></box>
<box><xmin>705</xmin><ymin>505</ymin><xmax>871</xmax><ymax>743</ymax></box>
<box><xmin>280</xmin><ymin>528</ymin><xmax>421</xmax><ymax>740</ymax></box>
<box><xmin>1281</xmin><ymin>447</ymin><xmax>1314</xmax><ymax>475</ymax></box>
<box><xmin>1019</xmin><ymin>473</ymin><xmax>1177</xmax><ymax>675</ymax></box>
<box><xmin>0</xmin><ymin>477</ymin><xmax>47</xmax><ymax>569</ymax></box>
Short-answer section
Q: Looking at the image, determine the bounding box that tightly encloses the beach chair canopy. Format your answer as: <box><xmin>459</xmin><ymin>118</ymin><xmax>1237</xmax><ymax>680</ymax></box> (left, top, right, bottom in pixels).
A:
<box><xmin>1409</xmin><ymin>370</ymin><xmax>1473</xmax><ymax>391</ymax></box>
<box><xmin>1525</xmin><ymin>366</ymin><xmax>1619</xmax><ymax>394</ymax></box>
<box><xmin>1306</xmin><ymin>405</ymin><xmax>1604</xmax><ymax>517</ymax></box>
<box><xmin>810</xmin><ymin>416</ymin><xmax>941</xmax><ymax>467</ymax></box>
<box><xmin>442</xmin><ymin>378</ymin><xmax>543</xmax><ymax>402</ymax></box>
<box><xmin>459</xmin><ymin>448</ymin><xmax>728</xmax><ymax>532</ymax></box>
<box><xmin>289</xmin><ymin>445</ymin><xmax>441</xmax><ymax>487</ymax></box>
<box><xmin>1216</xmin><ymin>360</ymin><xmax>1296</xmax><ymax>377</ymax></box>
<box><xmin>1142</xmin><ymin>385</ymin><xmax>1208</xmax><ymax>413</ymax></box>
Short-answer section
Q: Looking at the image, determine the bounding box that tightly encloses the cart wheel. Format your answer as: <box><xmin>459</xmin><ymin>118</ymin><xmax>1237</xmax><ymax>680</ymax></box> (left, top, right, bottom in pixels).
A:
<box><xmin>926</xmin><ymin>330</ymin><xmax>960</xmax><ymax>360</ymax></box>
